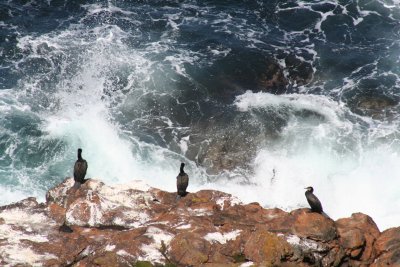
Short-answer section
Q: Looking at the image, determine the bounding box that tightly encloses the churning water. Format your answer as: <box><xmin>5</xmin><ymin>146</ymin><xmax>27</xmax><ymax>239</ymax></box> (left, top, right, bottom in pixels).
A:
<box><xmin>1</xmin><ymin>0</ymin><xmax>400</xmax><ymax>230</ymax></box>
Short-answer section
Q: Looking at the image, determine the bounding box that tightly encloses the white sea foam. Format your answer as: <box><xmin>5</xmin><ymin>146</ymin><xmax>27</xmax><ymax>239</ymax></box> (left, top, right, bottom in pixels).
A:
<box><xmin>179</xmin><ymin>136</ymin><xmax>190</xmax><ymax>155</ymax></box>
<box><xmin>1</xmin><ymin>0</ymin><xmax>400</xmax><ymax>234</ymax></box>
<box><xmin>0</xmin><ymin>187</ymin><xmax>31</xmax><ymax>207</ymax></box>
<box><xmin>18</xmin><ymin>20</ymin><xmax>193</xmax><ymax>194</ymax></box>
<box><xmin>11</xmin><ymin>13</ymin><xmax>211</xmax><ymax>197</ymax></box>
<box><xmin>200</xmin><ymin>91</ymin><xmax>400</xmax><ymax>230</ymax></box>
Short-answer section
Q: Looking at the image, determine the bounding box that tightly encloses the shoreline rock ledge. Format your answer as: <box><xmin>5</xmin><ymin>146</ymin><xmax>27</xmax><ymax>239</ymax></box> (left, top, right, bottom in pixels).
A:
<box><xmin>0</xmin><ymin>178</ymin><xmax>399</xmax><ymax>266</ymax></box>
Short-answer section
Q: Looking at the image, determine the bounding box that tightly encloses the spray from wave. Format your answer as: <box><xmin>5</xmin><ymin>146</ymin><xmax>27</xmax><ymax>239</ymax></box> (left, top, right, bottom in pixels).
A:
<box><xmin>223</xmin><ymin>91</ymin><xmax>400</xmax><ymax>230</ymax></box>
<box><xmin>0</xmin><ymin>1</ymin><xmax>400</xmax><ymax>231</ymax></box>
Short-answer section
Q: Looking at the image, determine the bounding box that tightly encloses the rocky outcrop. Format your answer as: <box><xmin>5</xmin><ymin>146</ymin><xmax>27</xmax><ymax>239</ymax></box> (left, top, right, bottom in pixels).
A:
<box><xmin>372</xmin><ymin>227</ymin><xmax>400</xmax><ymax>266</ymax></box>
<box><xmin>0</xmin><ymin>178</ymin><xmax>398</xmax><ymax>266</ymax></box>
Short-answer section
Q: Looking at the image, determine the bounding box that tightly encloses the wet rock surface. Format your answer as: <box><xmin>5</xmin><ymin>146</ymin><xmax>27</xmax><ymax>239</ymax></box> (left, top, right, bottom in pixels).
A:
<box><xmin>0</xmin><ymin>178</ymin><xmax>398</xmax><ymax>266</ymax></box>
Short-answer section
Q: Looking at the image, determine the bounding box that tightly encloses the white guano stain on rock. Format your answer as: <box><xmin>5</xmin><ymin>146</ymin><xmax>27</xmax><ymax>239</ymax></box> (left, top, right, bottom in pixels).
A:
<box><xmin>105</xmin><ymin>244</ymin><xmax>116</xmax><ymax>251</ymax></box>
<box><xmin>187</xmin><ymin>208</ymin><xmax>213</xmax><ymax>216</ymax></box>
<box><xmin>65</xmin><ymin>179</ymin><xmax>153</xmax><ymax>227</ymax></box>
<box><xmin>216</xmin><ymin>195</ymin><xmax>242</xmax><ymax>210</ymax></box>
<box><xmin>0</xmin><ymin>208</ymin><xmax>53</xmax><ymax>226</ymax></box>
<box><xmin>239</xmin><ymin>262</ymin><xmax>255</xmax><ymax>267</ymax></box>
<box><xmin>2</xmin><ymin>246</ymin><xmax>57</xmax><ymax>266</ymax></box>
<box><xmin>0</xmin><ymin>206</ymin><xmax>58</xmax><ymax>265</ymax></box>
<box><xmin>175</xmin><ymin>223</ymin><xmax>191</xmax><ymax>229</ymax></box>
<box><xmin>281</xmin><ymin>234</ymin><xmax>327</xmax><ymax>257</ymax></box>
<box><xmin>204</xmin><ymin>230</ymin><xmax>242</xmax><ymax>244</ymax></box>
<box><xmin>117</xmin><ymin>249</ymin><xmax>132</xmax><ymax>257</ymax></box>
<box><xmin>0</xmin><ymin>223</ymin><xmax>57</xmax><ymax>266</ymax></box>
<box><xmin>138</xmin><ymin>227</ymin><xmax>174</xmax><ymax>263</ymax></box>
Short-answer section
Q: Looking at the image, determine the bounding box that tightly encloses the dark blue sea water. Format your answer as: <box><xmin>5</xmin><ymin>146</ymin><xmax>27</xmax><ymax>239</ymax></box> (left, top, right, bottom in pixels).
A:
<box><xmin>1</xmin><ymin>0</ymin><xmax>400</xmax><ymax>229</ymax></box>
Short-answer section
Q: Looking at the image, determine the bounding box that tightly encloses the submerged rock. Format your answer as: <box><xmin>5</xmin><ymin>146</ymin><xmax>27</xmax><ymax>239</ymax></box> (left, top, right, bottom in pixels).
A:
<box><xmin>0</xmin><ymin>177</ymin><xmax>398</xmax><ymax>266</ymax></box>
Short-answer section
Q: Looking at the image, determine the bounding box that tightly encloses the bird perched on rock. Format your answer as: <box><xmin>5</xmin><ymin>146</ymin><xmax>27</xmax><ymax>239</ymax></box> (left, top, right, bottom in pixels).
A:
<box><xmin>74</xmin><ymin>148</ymin><xmax>88</xmax><ymax>186</ymax></box>
<box><xmin>305</xmin><ymin>186</ymin><xmax>323</xmax><ymax>213</ymax></box>
<box><xmin>176</xmin><ymin>163</ymin><xmax>189</xmax><ymax>197</ymax></box>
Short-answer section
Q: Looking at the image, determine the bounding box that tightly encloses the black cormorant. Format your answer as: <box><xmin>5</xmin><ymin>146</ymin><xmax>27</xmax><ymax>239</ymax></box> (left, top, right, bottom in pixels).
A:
<box><xmin>74</xmin><ymin>148</ymin><xmax>88</xmax><ymax>184</ymax></box>
<box><xmin>305</xmin><ymin>186</ymin><xmax>323</xmax><ymax>213</ymax></box>
<box><xmin>176</xmin><ymin>163</ymin><xmax>189</xmax><ymax>197</ymax></box>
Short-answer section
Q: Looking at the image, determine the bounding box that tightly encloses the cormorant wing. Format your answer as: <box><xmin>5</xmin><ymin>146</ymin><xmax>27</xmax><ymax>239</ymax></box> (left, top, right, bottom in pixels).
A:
<box><xmin>307</xmin><ymin>193</ymin><xmax>323</xmax><ymax>212</ymax></box>
<box><xmin>74</xmin><ymin>160</ymin><xmax>88</xmax><ymax>181</ymax></box>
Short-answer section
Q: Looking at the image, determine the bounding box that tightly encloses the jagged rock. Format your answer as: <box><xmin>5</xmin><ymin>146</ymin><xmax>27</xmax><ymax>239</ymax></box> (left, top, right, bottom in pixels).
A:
<box><xmin>0</xmin><ymin>177</ymin><xmax>394</xmax><ymax>266</ymax></box>
<box><xmin>46</xmin><ymin>177</ymin><xmax>75</xmax><ymax>207</ymax></box>
<box><xmin>336</xmin><ymin>213</ymin><xmax>380</xmax><ymax>265</ymax></box>
<box><xmin>372</xmin><ymin>227</ymin><xmax>400</xmax><ymax>266</ymax></box>
<box><xmin>50</xmin><ymin>179</ymin><xmax>154</xmax><ymax>228</ymax></box>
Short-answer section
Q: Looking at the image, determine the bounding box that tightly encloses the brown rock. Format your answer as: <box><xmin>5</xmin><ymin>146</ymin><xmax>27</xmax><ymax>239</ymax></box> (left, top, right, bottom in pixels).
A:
<box><xmin>322</xmin><ymin>246</ymin><xmax>346</xmax><ymax>267</ymax></box>
<box><xmin>47</xmin><ymin>203</ymin><xmax>66</xmax><ymax>223</ymax></box>
<box><xmin>372</xmin><ymin>227</ymin><xmax>400</xmax><ymax>267</ymax></box>
<box><xmin>292</xmin><ymin>209</ymin><xmax>337</xmax><ymax>241</ymax></box>
<box><xmin>148</xmin><ymin>188</ymin><xmax>176</xmax><ymax>206</ymax></box>
<box><xmin>336</xmin><ymin>213</ymin><xmax>380</xmax><ymax>264</ymax></box>
<box><xmin>0</xmin><ymin>178</ymin><xmax>390</xmax><ymax>267</ymax></box>
<box><xmin>46</xmin><ymin>178</ymin><xmax>75</xmax><ymax>206</ymax></box>
<box><xmin>24</xmin><ymin>233</ymin><xmax>90</xmax><ymax>266</ymax></box>
<box><xmin>244</xmin><ymin>229</ymin><xmax>293</xmax><ymax>265</ymax></box>
<box><xmin>338</xmin><ymin>228</ymin><xmax>365</xmax><ymax>251</ymax></box>
<box><xmin>67</xmin><ymin>198</ymin><xmax>99</xmax><ymax>226</ymax></box>
<box><xmin>91</xmin><ymin>252</ymin><xmax>130</xmax><ymax>267</ymax></box>
<box><xmin>201</xmin><ymin>264</ymin><xmax>239</xmax><ymax>267</ymax></box>
<box><xmin>169</xmin><ymin>232</ymin><xmax>210</xmax><ymax>266</ymax></box>
<box><xmin>263</xmin><ymin>208</ymin><xmax>293</xmax><ymax>233</ymax></box>
<box><xmin>0</xmin><ymin>197</ymin><xmax>39</xmax><ymax>211</ymax></box>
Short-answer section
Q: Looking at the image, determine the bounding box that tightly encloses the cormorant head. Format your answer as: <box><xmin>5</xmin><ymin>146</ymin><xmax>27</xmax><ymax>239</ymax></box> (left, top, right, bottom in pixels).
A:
<box><xmin>305</xmin><ymin>186</ymin><xmax>314</xmax><ymax>193</ymax></box>
<box><xmin>77</xmin><ymin>148</ymin><xmax>82</xmax><ymax>158</ymax></box>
